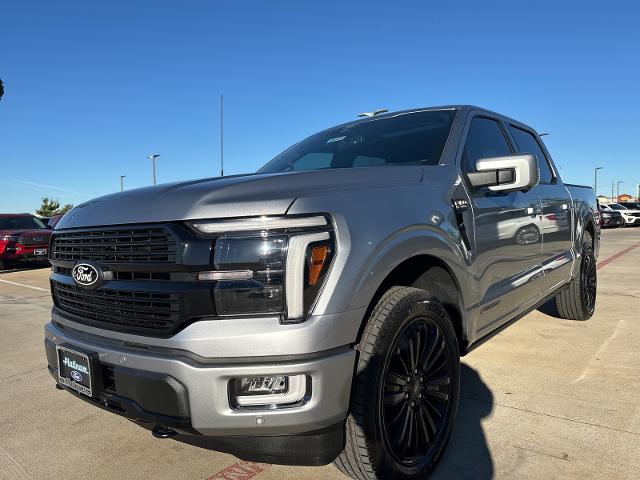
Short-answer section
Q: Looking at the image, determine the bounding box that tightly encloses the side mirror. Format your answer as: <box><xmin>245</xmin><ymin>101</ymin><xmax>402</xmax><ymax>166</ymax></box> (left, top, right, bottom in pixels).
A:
<box><xmin>467</xmin><ymin>154</ymin><xmax>539</xmax><ymax>192</ymax></box>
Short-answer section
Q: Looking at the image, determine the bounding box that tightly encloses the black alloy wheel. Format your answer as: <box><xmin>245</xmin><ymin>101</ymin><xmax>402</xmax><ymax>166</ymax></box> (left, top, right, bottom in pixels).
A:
<box><xmin>382</xmin><ymin>318</ymin><xmax>451</xmax><ymax>466</ymax></box>
<box><xmin>335</xmin><ymin>286</ymin><xmax>460</xmax><ymax>480</ymax></box>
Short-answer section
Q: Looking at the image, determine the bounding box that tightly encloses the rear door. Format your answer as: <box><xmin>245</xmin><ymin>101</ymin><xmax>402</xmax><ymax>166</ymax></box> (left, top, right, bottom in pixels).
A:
<box><xmin>506</xmin><ymin>124</ymin><xmax>573</xmax><ymax>290</ymax></box>
<box><xmin>460</xmin><ymin>114</ymin><xmax>544</xmax><ymax>334</ymax></box>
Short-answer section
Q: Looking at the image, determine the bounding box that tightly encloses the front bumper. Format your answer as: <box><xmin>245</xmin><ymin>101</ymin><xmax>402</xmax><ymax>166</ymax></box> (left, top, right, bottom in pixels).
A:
<box><xmin>1</xmin><ymin>244</ymin><xmax>50</xmax><ymax>264</ymax></box>
<box><xmin>622</xmin><ymin>215</ymin><xmax>640</xmax><ymax>225</ymax></box>
<box><xmin>601</xmin><ymin>217</ymin><xmax>625</xmax><ymax>227</ymax></box>
<box><xmin>45</xmin><ymin>321</ymin><xmax>355</xmax><ymax>436</ymax></box>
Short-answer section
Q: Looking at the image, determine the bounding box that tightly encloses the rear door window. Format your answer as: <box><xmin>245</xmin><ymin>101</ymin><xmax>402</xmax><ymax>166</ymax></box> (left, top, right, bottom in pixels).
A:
<box><xmin>508</xmin><ymin>126</ymin><xmax>555</xmax><ymax>184</ymax></box>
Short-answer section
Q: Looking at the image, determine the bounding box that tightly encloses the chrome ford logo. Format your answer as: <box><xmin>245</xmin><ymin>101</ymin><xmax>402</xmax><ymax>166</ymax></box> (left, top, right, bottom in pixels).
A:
<box><xmin>72</xmin><ymin>263</ymin><xmax>100</xmax><ymax>287</ymax></box>
<box><xmin>71</xmin><ymin>370</ymin><xmax>83</xmax><ymax>382</ymax></box>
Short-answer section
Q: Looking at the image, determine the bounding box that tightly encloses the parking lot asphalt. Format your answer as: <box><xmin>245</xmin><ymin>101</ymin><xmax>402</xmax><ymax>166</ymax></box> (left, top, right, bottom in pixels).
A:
<box><xmin>0</xmin><ymin>228</ymin><xmax>638</xmax><ymax>480</ymax></box>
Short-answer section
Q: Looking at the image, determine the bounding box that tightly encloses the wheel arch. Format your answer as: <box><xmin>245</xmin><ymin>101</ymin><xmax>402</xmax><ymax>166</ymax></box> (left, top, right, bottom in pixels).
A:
<box><xmin>355</xmin><ymin>254</ymin><xmax>467</xmax><ymax>352</ymax></box>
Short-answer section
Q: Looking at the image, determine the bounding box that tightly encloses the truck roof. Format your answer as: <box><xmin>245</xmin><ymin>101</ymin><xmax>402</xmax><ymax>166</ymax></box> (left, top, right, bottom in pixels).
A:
<box><xmin>333</xmin><ymin>105</ymin><xmax>540</xmax><ymax>136</ymax></box>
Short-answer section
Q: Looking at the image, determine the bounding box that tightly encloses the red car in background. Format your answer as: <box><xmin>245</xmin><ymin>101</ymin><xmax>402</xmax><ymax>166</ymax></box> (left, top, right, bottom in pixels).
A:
<box><xmin>0</xmin><ymin>214</ymin><xmax>52</xmax><ymax>270</ymax></box>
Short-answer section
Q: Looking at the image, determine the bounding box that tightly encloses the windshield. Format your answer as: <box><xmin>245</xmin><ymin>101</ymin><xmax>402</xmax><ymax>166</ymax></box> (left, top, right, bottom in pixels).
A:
<box><xmin>0</xmin><ymin>216</ymin><xmax>47</xmax><ymax>230</ymax></box>
<box><xmin>259</xmin><ymin>110</ymin><xmax>456</xmax><ymax>173</ymax></box>
<box><xmin>623</xmin><ymin>203</ymin><xmax>640</xmax><ymax>209</ymax></box>
<box><xmin>608</xmin><ymin>204</ymin><xmax>628</xmax><ymax>211</ymax></box>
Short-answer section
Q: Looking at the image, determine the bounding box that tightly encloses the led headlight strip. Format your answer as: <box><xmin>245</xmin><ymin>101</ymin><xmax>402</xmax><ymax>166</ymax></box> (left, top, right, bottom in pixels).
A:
<box><xmin>191</xmin><ymin>215</ymin><xmax>327</xmax><ymax>234</ymax></box>
<box><xmin>286</xmin><ymin>231</ymin><xmax>331</xmax><ymax>320</ymax></box>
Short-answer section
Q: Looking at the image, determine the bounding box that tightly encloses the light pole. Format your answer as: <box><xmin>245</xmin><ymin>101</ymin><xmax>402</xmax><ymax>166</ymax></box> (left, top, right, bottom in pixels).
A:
<box><xmin>594</xmin><ymin>167</ymin><xmax>602</xmax><ymax>196</ymax></box>
<box><xmin>147</xmin><ymin>154</ymin><xmax>160</xmax><ymax>186</ymax></box>
<box><xmin>616</xmin><ymin>181</ymin><xmax>623</xmax><ymax>201</ymax></box>
<box><xmin>120</xmin><ymin>175</ymin><xmax>126</xmax><ymax>192</ymax></box>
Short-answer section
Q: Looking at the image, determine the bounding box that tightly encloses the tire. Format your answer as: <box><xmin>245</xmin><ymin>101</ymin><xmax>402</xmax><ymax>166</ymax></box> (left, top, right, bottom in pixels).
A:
<box><xmin>554</xmin><ymin>232</ymin><xmax>596</xmax><ymax>320</ymax></box>
<box><xmin>515</xmin><ymin>224</ymin><xmax>541</xmax><ymax>245</ymax></box>
<box><xmin>335</xmin><ymin>286</ymin><xmax>460</xmax><ymax>480</ymax></box>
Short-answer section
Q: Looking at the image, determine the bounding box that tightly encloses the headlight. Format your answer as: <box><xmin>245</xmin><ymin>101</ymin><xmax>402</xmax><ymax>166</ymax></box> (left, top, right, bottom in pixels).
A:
<box><xmin>187</xmin><ymin>215</ymin><xmax>334</xmax><ymax>323</ymax></box>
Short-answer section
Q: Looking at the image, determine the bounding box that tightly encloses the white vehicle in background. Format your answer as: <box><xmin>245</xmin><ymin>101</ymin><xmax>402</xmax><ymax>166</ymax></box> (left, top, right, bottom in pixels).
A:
<box><xmin>600</xmin><ymin>203</ymin><xmax>640</xmax><ymax>226</ymax></box>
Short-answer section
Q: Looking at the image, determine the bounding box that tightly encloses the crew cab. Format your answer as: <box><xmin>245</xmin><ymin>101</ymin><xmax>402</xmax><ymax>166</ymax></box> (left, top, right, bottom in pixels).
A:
<box><xmin>44</xmin><ymin>106</ymin><xmax>599</xmax><ymax>480</ymax></box>
<box><xmin>0</xmin><ymin>213</ymin><xmax>52</xmax><ymax>270</ymax></box>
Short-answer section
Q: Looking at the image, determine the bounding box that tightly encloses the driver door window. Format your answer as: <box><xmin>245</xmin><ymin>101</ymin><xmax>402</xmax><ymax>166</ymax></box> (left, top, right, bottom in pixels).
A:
<box><xmin>462</xmin><ymin>117</ymin><xmax>512</xmax><ymax>173</ymax></box>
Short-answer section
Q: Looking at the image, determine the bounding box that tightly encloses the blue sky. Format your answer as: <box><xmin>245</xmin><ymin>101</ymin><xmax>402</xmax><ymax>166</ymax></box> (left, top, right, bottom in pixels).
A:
<box><xmin>1</xmin><ymin>0</ymin><xmax>638</xmax><ymax>213</ymax></box>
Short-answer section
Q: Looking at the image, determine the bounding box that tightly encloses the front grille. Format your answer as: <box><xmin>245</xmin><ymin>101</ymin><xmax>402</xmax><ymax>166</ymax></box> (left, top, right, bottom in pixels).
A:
<box><xmin>18</xmin><ymin>232</ymin><xmax>51</xmax><ymax>245</ymax></box>
<box><xmin>51</xmin><ymin>227</ymin><xmax>177</xmax><ymax>264</ymax></box>
<box><xmin>51</xmin><ymin>280</ymin><xmax>181</xmax><ymax>335</ymax></box>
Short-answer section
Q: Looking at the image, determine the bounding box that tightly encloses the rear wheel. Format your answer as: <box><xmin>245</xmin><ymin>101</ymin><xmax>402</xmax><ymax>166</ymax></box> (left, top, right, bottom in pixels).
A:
<box><xmin>335</xmin><ymin>286</ymin><xmax>460</xmax><ymax>480</ymax></box>
<box><xmin>555</xmin><ymin>232</ymin><xmax>596</xmax><ymax>320</ymax></box>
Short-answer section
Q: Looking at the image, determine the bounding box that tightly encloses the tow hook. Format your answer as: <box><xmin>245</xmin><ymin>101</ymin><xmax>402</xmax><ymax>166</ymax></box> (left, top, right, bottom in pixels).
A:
<box><xmin>152</xmin><ymin>424</ymin><xmax>177</xmax><ymax>438</ymax></box>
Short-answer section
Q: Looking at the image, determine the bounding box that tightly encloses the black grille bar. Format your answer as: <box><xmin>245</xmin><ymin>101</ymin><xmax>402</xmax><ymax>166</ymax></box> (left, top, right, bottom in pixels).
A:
<box><xmin>52</xmin><ymin>280</ymin><xmax>181</xmax><ymax>335</ymax></box>
<box><xmin>51</xmin><ymin>227</ymin><xmax>178</xmax><ymax>264</ymax></box>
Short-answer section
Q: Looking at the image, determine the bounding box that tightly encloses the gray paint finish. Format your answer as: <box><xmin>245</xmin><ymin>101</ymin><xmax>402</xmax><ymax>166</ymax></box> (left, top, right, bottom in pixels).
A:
<box><xmin>46</xmin><ymin>105</ymin><xmax>599</xmax><ymax>437</ymax></box>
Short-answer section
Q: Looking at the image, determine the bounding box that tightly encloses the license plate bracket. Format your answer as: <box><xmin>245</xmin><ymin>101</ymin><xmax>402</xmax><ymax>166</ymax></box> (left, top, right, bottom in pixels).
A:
<box><xmin>56</xmin><ymin>344</ymin><xmax>101</xmax><ymax>398</ymax></box>
<box><xmin>34</xmin><ymin>248</ymin><xmax>47</xmax><ymax>256</ymax></box>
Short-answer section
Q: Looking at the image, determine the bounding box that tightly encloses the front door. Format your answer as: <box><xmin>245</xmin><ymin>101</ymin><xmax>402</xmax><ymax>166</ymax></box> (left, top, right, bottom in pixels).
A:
<box><xmin>460</xmin><ymin>115</ymin><xmax>544</xmax><ymax>335</ymax></box>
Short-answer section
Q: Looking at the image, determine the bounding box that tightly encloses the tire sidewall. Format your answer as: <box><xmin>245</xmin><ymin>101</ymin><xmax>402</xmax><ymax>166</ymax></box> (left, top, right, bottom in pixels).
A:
<box><xmin>359</xmin><ymin>289</ymin><xmax>460</xmax><ymax>480</ymax></box>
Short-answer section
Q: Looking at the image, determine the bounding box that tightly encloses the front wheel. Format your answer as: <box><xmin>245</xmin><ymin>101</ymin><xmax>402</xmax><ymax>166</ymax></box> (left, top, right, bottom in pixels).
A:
<box><xmin>334</xmin><ymin>287</ymin><xmax>460</xmax><ymax>480</ymax></box>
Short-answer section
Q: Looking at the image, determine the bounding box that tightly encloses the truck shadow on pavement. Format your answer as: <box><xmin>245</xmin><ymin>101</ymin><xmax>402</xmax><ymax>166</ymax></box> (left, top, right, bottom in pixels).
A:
<box><xmin>430</xmin><ymin>363</ymin><xmax>494</xmax><ymax>480</ymax></box>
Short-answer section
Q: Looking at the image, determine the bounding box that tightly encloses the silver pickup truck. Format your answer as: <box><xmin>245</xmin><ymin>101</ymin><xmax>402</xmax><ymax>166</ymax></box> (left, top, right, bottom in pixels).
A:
<box><xmin>44</xmin><ymin>105</ymin><xmax>599</xmax><ymax>480</ymax></box>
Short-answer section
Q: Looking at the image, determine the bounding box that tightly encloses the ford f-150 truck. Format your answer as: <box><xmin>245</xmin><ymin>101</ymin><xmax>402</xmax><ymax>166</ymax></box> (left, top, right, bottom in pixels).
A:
<box><xmin>0</xmin><ymin>213</ymin><xmax>52</xmax><ymax>270</ymax></box>
<box><xmin>44</xmin><ymin>106</ymin><xmax>599</xmax><ymax>480</ymax></box>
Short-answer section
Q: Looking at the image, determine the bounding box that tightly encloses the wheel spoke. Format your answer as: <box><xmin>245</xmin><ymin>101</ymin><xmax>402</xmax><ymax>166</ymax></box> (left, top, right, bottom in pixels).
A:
<box><xmin>397</xmin><ymin>404</ymin><xmax>412</xmax><ymax>448</ymax></box>
<box><xmin>417</xmin><ymin>406</ymin><xmax>430</xmax><ymax>444</ymax></box>
<box><xmin>388</xmin><ymin>401</ymin><xmax>408</xmax><ymax>425</ymax></box>
<box><xmin>424</xmin><ymin>399</ymin><xmax>443</xmax><ymax>418</ymax></box>
<box><xmin>407</xmin><ymin>335</ymin><xmax>416</xmax><ymax>373</ymax></box>
<box><xmin>384</xmin><ymin>391</ymin><xmax>406</xmax><ymax>406</ymax></box>
<box><xmin>426</xmin><ymin>390</ymin><xmax>449</xmax><ymax>403</ymax></box>
<box><xmin>420</xmin><ymin>403</ymin><xmax>437</xmax><ymax>439</ymax></box>
<box><xmin>420</xmin><ymin>326</ymin><xmax>439</xmax><ymax>367</ymax></box>
<box><xmin>386</xmin><ymin>371</ymin><xmax>409</xmax><ymax>388</ymax></box>
<box><xmin>396</xmin><ymin>347</ymin><xmax>410</xmax><ymax>375</ymax></box>
<box><xmin>424</xmin><ymin>340</ymin><xmax>445</xmax><ymax>374</ymax></box>
<box><xmin>424</xmin><ymin>375</ymin><xmax>450</xmax><ymax>387</ymax></box>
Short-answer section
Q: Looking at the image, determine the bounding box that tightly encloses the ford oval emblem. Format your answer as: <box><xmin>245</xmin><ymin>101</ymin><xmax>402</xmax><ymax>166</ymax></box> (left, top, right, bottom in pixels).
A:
<box><xmin>71</xmin><ymin>370</ymin><xmax>83</xmax><ymax>382</ymax></box>
<box><xmin>72</xmin><ymin>262</ymin><xmax>101</xmax><ymax>288</ymax></box>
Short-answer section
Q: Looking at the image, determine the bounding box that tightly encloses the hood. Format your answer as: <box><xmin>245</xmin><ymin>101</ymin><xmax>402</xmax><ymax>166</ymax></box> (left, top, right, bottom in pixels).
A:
<box><xmin>56</xmin><ymin>167</ymin><xmax>423</xmax><ymax>229</ymax></box>
<box><xmin>0</xmin><ymin>228</ymin><xmax>52</xmax><ymax>240</ymax></box>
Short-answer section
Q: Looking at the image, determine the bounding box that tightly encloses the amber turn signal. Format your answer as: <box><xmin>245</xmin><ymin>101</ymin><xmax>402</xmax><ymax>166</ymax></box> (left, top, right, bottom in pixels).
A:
<box><xmin>308</xmin><ymin>245</ymin><xmax>330</xmax><ymax>285</ymax></box>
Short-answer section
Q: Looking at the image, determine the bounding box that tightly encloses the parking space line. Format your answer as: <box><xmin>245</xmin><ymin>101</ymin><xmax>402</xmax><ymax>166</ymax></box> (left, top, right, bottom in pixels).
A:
<box><xmin>206</xmin><ymin>461</ymin><xmax>271</xmax><ymax>480</ymax></box>
<box><xmin>597</xmin><ymin>243</ymin><xmax>640</xmax><ymax>270</ymax></box>
<box><xmin>0</xmin><ymin>278</ymin><xmax>49</xmax><ymax>292</ymax></box>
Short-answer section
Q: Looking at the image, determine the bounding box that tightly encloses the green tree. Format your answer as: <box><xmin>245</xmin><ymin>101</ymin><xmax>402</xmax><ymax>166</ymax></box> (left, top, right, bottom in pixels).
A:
<box><xmin>36</xmin><ymin>198</ymin><xmax>61</xmax><ymax>217</ymax></box>
<box><xmin>35</xmin><ymin>198</ymin><xmax>74</xmax><ymax>216</ymax></box>
<box><xmin>57</xmin><ymin>204</ymin><xmax>74</xmax><ymax>215</ymax></box>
